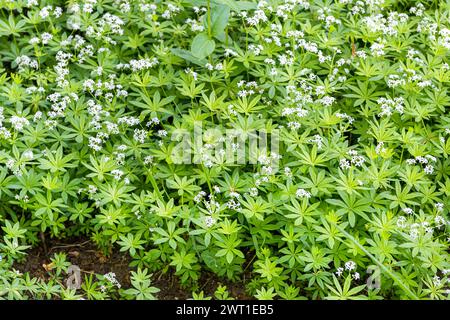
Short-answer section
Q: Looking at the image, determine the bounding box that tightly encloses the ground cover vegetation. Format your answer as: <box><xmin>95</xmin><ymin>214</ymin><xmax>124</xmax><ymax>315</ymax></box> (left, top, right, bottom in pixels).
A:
<box><xmin>0</xmin><ymin>0</ymin><xmax>449</xmax><ymax>300</ymax></box>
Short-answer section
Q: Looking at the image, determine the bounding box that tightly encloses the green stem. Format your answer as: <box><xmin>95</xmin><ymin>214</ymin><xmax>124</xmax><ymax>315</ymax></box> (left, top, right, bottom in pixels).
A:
<box><xmin>148</xmin><ymin>171</ymin><xmax>162</xmax><ymax>201</ymax></box>
<box><xmin>399</xmin><ymin>147</ymin><xmax>404</xmax><ymax>163</ymax></box>
<box><xmin>207</xmin><ymin>0</ymin><xmax>211</xmax><ymax>38</ymax></box>
<box><xmin>335</xmin><ymin>224</ymin><xmax>419</xmax><ymax>300</ymax></box>
<box><xmin>203</xmin><ymin>165</ymin><xmax>213</xmax><ymax>194</ymax></box>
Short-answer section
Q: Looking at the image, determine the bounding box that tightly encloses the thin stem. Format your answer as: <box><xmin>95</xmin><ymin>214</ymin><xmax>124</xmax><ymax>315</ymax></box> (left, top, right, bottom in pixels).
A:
<box><xmin>334</xmin><ymin>223</ymin><xmax>420</xmax><ymax>300</ymax></box>
<box><xmin>207</xmin><ymin>0</ymin><xmax>211</xmax><ymax>38</ymax></box>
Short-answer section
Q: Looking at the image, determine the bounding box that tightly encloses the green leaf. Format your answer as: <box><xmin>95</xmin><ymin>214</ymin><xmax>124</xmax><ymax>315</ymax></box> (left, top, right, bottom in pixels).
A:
<box><xmin>215</xmin><ymin>0</ymin><xmax>256</xmax><ymax>11</ymax></box>
<box><xmin>184</xmin><ymin>0</ymin><xmax>256</xmax><ymax>11</ymax></box>
<box><xmin>211</xmin><ymin>5</ymin><xmax>230</xmax><ymax>40</ymax></box>
<box><xmin>171</xmin><ymin>48</ymin><xmax>207</xmax><ymax>66</ymax></box>
<box><xmin>191</xmin><ymin>33</ymin><xmax>215</xmax><ymax>59</ymax></box>
<box><xmin>201</xmin><ymin>251</ymin><xmax>220</xmax><ymax>272</ymax></box>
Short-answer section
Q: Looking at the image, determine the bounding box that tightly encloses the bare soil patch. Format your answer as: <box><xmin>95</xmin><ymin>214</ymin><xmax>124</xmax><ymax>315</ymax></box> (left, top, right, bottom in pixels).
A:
<box><xmin>14</xmin><ymin>237</ymin><xmax>254</xmax><ymax>300</ymax></box>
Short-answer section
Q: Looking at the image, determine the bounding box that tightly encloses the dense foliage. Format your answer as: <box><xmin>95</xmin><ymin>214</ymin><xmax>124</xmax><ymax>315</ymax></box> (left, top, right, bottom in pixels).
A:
<box><xmin>0</xmin><ymin>0</ymin><xmax>449</xmax><ymax>300</ymax></box>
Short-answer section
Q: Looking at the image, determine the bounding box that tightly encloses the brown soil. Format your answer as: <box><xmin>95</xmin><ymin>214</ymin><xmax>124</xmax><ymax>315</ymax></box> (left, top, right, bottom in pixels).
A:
<box><xmin>14</xmin><ymin>237</ymin><xmax>132</xmax><ymax>288</ymax></box>
<box><xmin>13</xmin><ymin>237</ymin><xmax>254</xmax><ymax>300</ymax></box>
<box><xmin>152</xmin><ymin>269</ymin><xmax>253</xmax><ymax>300</ymax></box>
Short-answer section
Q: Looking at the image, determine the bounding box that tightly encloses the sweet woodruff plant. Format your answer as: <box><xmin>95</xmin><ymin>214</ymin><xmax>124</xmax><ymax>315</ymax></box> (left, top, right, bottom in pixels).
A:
<box><xmin>0</xmin><ymin>0</ymin><xmax>449</xmax><ymax>300</ymax></box>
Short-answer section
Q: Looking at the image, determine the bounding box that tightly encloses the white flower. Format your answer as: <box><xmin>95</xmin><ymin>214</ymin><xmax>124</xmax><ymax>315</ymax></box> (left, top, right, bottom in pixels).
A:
<box><xmin>41</xmin><ymin>32</ymin><xmax>53</xmax><ymax>44</ymax></box>
<box><xmin>435</xmin><ymin>202</ymin><xmax>444</xmax><ymax>212</ymax></box>
<box><xmin>104</xmin><ymin>272</ymin><xmax>121</xmax><ymax>288</ymax></box>
<box><xmin>88</xmin><ymin>185</ymin><xmax>97</xmax><ymax>194</ymax></box>
<box><xmin>226</xmin><ymin>198</ymin><xmax>241</xmax><ymax>210</ymax></box>
<box><xmin>27</xmin><ymin>0</ymin><xmax>38</xmax><ymax>7</ymax></box>
<box><xmin>397</xmin><ymin>216</ymin><xmax>407</xmax><ymax>229</ymax></box>
<box><xmin>144</xmin><ymin>156</ymin><xmax>153</xmax><ymax>165</ymax></box>
<box><xmin>224</xmin><ymin>48</ymin><xmax>238</xmax><ymax>57</ymax></box>
<box><xmin>409</xmin><ymin>228</ymin><xmax>419</xmax><ymax>239</ymax></box>
<box><xmin>339</xmin><ymin>159</ymin><xmax>350</xmax><ymax>170</ymax></box>
<box><xmin>128</xmin><ymin>58</ymin><xmax>159</xmax><ymax>72</ymax></box>
<box><xmin>204</xmin><ymin>216</ymin><xmax>216</xmax><ymax>228</ymax></box>
<box><xmin>432</xmin><ymin>276</ymin><xmax>441</xmax><ymax>286</ymax></box>
<box><xmin>230</xmin><ymin>191</ymin><xmax>241</xmax><ymax>199</ymax></box>
<box><xmin>284</xmin><ymin>167</ymin><xmax>292</xmax><ymax>177</ymax></box>
<box><xmin>249</xmin><ymin>187</ymin><xmax>258</xmax><ymax>196</ymax></box>
<box><xmin>10</xmin><ymin>116</ymin><xmax>30</xmax><ymax>131</ymax></box>
<box><xmin>157</xmin><ymin>130</ymin><xmax>167</xmax><ymax>137</ymax></box>
<box><xmin>402</xmin><ymin>207</ymin><xmax>413</xmax><ymax>215</ymax></box>
<box><xmin>351</xmin><ymin>156</ymin><xmax>365</xmax><ymax>167</ymax></box>
<box><xmin>370</xmin><ymin>41</ymin><xmax>385</xmax><ymax>57</ymax></box>
<box><xmin>29</xmin><ymin>37</ymin><xmax>40</xmax><ymax>45</ymax></box>
<box><xmin>424</xmin><ymin>164</ymin><xmax>434</xmax><ymax>174</ymax></box>
<box><xmin>133</xmin><ymin>129</ymin><xmax>147</xmax><ymax>143</ymax></box>
<box><xmin>194</xmin><ymin>191</ymin><xmax>207</xmax><ymax>203</ymax></box>
<box><xmin>296</xmin><ymin>188</ymin><xmax>311</xmax><ymax>199</ymax></box>
<box><xmin>111</xmin><ymin>169</ymin><xmax>123</xmax><ymax>180</ymax></box>
<box><xmin>375</xmin><ymin>142</ymin><xmax>386</xmax><ymax>155</ymax></box>
<box><xmin>88</xmin><ymin>136</ymin><xmax>103</xmax><ymax>151</ymax></box>
<box><xmin>345</xmin><ymin>261</ymin><xmax>356</xmax><ymax>271</ymax></box>
<box><xmin>15</xmin><ymin>55</ymin><xmax>38</xmax><ymax>70</ymax></box>
<box><xmin>23</xmin><ymin>150</ymin><xmax>34</xmax><ymax>160</ymax></box>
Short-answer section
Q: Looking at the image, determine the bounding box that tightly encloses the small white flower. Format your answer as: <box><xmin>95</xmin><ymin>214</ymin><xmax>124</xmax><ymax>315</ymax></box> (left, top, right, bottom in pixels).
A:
<box><xmin>424</xmin><ymin>164</ymin><xmax>434</xmax><ymax>174</ymax></box>
<box><xmin>433</xmin><ymin>276</ymin><xmax>441</xmax><ymax>286</ymax></box>
<box><xmin>397</xmin><ymin>216</ymin><xmax>407</xmax><ymax>229</ymax></box>
<box><xmin>339</xmin><ymin>159</ymin><xmax>350</xmax><ymax>170</ymax></box>
<box><xmin>249</xmin><ymin>187</ymin><xmax>258</xmax><ymax>197</ymax></box>
<box><xmin>194</xmin><ymin>191</ymin><xmax>207</xmax><ymax>203</ymax></box>
<box><xmin>111</xmin><ymin>169</ymin><xmax>123</xmax><ymax>180</ymax></box>
<box><xmin>41</xmin><ymin>32</ymin><xmax>53</xmax><ymax>44</ymax></box>
<box><xmin>345</xmin><ymin>261</ymin><xmax>356</xmax><ymax>271</ymax></box>
<box><xmin>402</xmin><ymin>207</ymin><xmax>414</xmax><ymax>215</ymax></box>
<box><xmin>10</xmin><ymin>116</ymin><xmax>30</xmax><ymax>131</ymax></box>
<box><xmin>296</xmin><ymin>188</ymin><xmax>311</xmax><ymax>199</ymax></box>
<box><xmin>204</xmin><ymin>216</ymin><xmax>216</xmax><ymax>228</ymax></box>
<box><xmin>23</xmin><ymin>150</ymin><xmax>34</xmax><ymax>160</ymax></box>
<box><xmin>435</xmin><ymin>203</ymin><xmax>444</xmax><ymax>212</ymax></box>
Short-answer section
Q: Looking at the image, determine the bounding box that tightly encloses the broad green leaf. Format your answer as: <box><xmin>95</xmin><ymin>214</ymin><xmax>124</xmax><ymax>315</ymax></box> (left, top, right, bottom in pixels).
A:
<box><xmin>191</xmin><ymin>33</ymin><xmax>215</xmax><ymax>59</ymax></box>
<box><xmin>171</xmin><ymin>48</ymin><xmax>207</xmax><ymax>66</ymax></box>
<box><xmin>211</xmin><ymin>5</ymin><xmax>230</xmax><ymax>40</ymax></box>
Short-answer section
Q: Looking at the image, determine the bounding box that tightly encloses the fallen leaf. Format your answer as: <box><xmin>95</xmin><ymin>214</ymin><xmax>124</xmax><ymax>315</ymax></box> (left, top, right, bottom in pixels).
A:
<box><xmin>68</xmin><ymin>251</ymin><xmax>80</xmax><ymax>257</ymax></box>
<box><xmin>42</xmin><ymin>262</ymin><xmax>55</xmax><ymax>272</ymax></box>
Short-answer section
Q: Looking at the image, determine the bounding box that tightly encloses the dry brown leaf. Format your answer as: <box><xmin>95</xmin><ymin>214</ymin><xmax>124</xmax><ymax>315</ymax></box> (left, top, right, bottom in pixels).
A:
<box><xmin>68</xmin><ymin>251</ymin><xmax>80</xmax><ymax>257</ymax></box>
<box><xmin>42</xmin><ymin>262</ymin><xmax>55</xmax><ymax>272</ymax></box>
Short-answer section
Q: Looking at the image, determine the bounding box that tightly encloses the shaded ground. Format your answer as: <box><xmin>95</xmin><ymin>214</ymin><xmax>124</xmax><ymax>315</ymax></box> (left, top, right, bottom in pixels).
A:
<box><xmin>152</xmin><ymin>268</ymin><xmax>253</xmax><ymax>300</ymax></box>
<box><xmin>14</xmin><ymin>237</ymin><xmax>253</xmax><ymax>300</ymax></box>
<box><xmin>14</xmin><ymin>237</ymin><xmax>132</xmax><ymax>289</ymax></box>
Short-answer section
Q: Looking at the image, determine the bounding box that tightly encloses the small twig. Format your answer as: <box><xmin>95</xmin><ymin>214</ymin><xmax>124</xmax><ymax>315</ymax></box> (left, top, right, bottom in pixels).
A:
<box><xmin>49</xmin><ymin>240</ymin><xmax>91</xmax><ymax>252</ymax></box>
<box><xmin>243</xmin><ymin>253</ymin><xmax>256</xmax><ymax>272</ymax></box>
<box><xmin>200</xmin><ymin>278</ymin><xmax>210</xmax><ymax>291</ymax></box>
<box><xmin>80</xmin><ymin>269</ymin><xmax>95</xmax><ymax>275</ymax></box>
<box><xmin>40</xmin><ymin>232</ymin><xmax>48</xmax><ymax>256</ymax></box>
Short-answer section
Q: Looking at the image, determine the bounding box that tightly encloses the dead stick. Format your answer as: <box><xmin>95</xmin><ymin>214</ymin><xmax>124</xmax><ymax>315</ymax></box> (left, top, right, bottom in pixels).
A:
<box><xmin>49</xmin><ymin>240</ymin><xmax>91</xmax><ymax>251</ymax></box>
<box><xmin>40</xmin><ymin>232</ymin><xmax>48</xmax><ymax>256</ymax></box>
